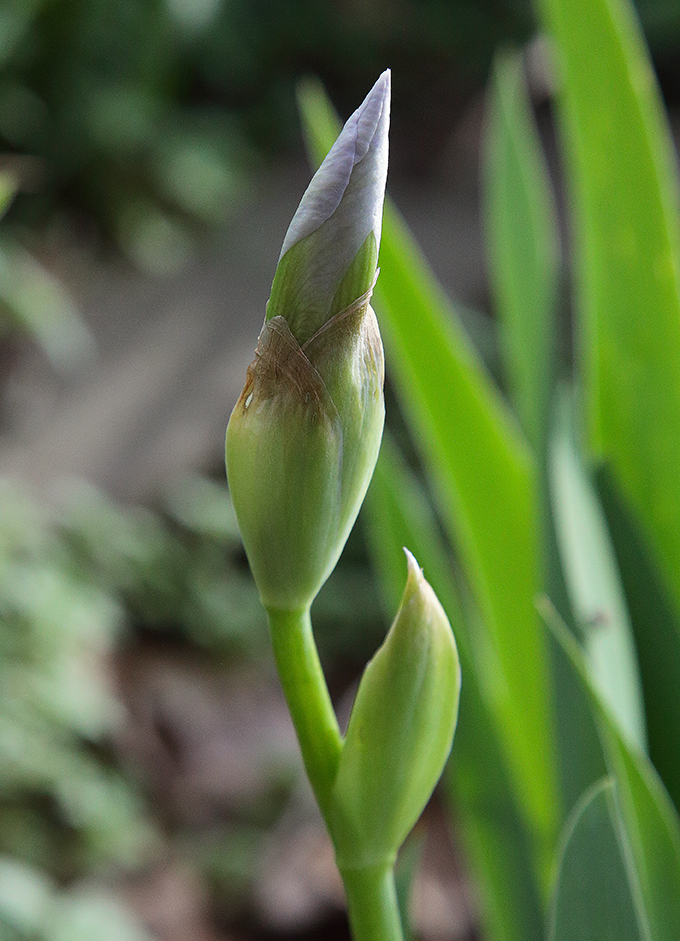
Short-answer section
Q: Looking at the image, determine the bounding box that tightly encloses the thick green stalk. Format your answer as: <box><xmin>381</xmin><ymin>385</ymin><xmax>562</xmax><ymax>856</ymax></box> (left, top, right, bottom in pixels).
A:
<box><xmin>267</xmin><ymin>607</ymin><xmax>342</xmax><ymax>819</ymax></box>
<box><xmin>341</xmin><ymin>863</ymin><xmax>405</xmax><ymax>941</ymax></box>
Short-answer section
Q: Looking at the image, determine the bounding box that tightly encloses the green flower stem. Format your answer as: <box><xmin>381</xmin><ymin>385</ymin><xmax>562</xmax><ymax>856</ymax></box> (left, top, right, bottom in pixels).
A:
<box><xmin>267</xmin><ymin>608</ymin><xmax>405</xmax><ymax>941</ymax></box>
<box><xmin>340</xmin><ymin>863</ymin><xmax>405</xmax><ymax>941</ymax></box>
<box><xmin>267</xmin><ymin>606</ymin><xmax>342</xmax><ymax>819</ymax></box>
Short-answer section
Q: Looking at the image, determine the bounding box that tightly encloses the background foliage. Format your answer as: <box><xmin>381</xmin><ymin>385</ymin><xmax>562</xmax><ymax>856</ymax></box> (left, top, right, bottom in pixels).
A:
<box><xmin>2</xmin><ymin>0</ymin><xmax>678</xmax><ymax>256</ymax></box>
<box><xmin>2</xmin><ymin>0</ymin><xmax>680</xmax><ymax>939</ymax></box>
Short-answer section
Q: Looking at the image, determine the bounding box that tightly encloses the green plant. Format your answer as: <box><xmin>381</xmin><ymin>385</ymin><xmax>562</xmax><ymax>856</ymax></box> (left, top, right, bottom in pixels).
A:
<box><xmin>226</xmin><ymin>73</ymin><xmax>461</xmax><ymax>941</ymax></box>
<box><xmin>293</xmin><ymin>0</ymin><xmax>680</xmax><ymax>935</ymax></box>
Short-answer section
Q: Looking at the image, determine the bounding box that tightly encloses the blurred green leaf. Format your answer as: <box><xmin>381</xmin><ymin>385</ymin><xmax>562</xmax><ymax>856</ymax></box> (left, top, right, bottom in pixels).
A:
<box><xmin>153</xmin><ymin>133</ymin><xmax>243</xmax><ymax>226</ymax></box>
<box><xmin>482</xmin><ymin>49</ymin><xmax>558</xmax><ymax>455</ymax></box>
<box><xmin>480</xmin><ymin>48</ymin><xmax>610</xmax><ymax>827</ymax></box>
<box><xmin>0</xmin><ymin>243</ymin><xmax>95</xmax><ymax>371</ymax></box>
<box><xmin>540</xmin><ymin>598</ymin><xmax>680</xmax><ymax>941</ymax></box>
<box><xmin>534</xmin><ymin>0</ymin><xmax>680</xmax><ymax>624</ymax></box>
<box><xmin>0</xmin><ymin>856</ymin><xmax>53</xmax><ymax>937</ymax></box>
<box><xmin>0</xmin><ymin>171</ymin><xmax>18</xmax><ymax>220</ymax></box>
<box><xmin>605</xmin><ymin>726</ymin><xmax>680</xmax><ymax>941</ymax></box>
<box><xmin>297</xmin><ymin>75</ymin><xmax>559</xmax><ymax>861</ymax></box>
<box><xmin>47</xmin><ymin>888</ymin><xmax>153</xmax><ymax>941</ymax></box>
<box><xmin>549</xmin><ymin>778</ymin><xmax>650</xmax><ymax>941</ymax></box>
<box><xmin>0</xmin><ymin>859</ymin><xmax>154</xmax><ymax>941</ymax></box>
<box><xmin>597</xmin><ymin>469</ymin><xmax>680</xmax><ymax>812</ymax></box>
<box><xmin>53</xmin><ymin>762</ymin><xmax>157</xmax><ymax>867</ymax></box>
<box><xmin>114</xmin><ymin>197</ymin><xmax>194</xmax><ymax>275</ymax></box>
<box><xmin>0</xmin><ymin>0</ymin><xmax>46</xmax><ymax>65</ymax></box>
<box><xmin>550</xmin><ymin>393</ymin><xmax>645</xmax><ymax>751</ymax></box>
<box><xmin>394</xmin><ymin>832</ymin><xmax>422</xmax><ymax>941</ymax></box>
<box><xmin>163</xmin><ymin>475</ymin><xmax>241</xmax><ymax>545</ymax></box>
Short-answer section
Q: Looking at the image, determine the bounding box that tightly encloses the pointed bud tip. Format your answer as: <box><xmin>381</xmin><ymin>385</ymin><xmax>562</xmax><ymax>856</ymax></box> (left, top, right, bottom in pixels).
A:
<box><xmin>373</xmin><ymin>69</ymin><xmax>391</xmax><ymax>105</ymax></box>
<box><xmin>399</xmin><ymin>548</ymin><xmax>457</xmax><ymax>665</ymax></box>
<box><xmin>403</xmin><ymin>547</ymin><xmax>441</xmax><ymax>612</ymax></box>
<box><xmin>366</xmin><ymin>69</ymin><xmax>391</xmax><ymax>115</ymax></box>
<box><xmin>403</xmin><ymin>546</ymin><xmax>423</xmax><ymax>589</ymax></box>
<box><xmin>351</xmin><ymin>68</ymin><xmax>390</xmax><ymax>166</ymax></box>
<box><xmin>278</xmin><ymin>70</ymin><xmax>391</xmax><ymax>261</ymax></box>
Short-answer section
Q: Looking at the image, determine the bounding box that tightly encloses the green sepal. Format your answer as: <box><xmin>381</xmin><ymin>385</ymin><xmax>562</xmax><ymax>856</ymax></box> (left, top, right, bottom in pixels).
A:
<box><xmin>267</xmin><ymin>232</ymin><xmax>379</xmax><ymax>346</ymax></box>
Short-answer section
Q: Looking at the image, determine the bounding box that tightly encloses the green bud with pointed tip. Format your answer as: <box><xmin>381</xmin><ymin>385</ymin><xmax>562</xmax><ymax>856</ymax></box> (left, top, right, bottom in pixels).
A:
<box><xmin>226</xmin><ymin>72</ymin><xmax>390</xmax><ymax>614</ymax></box>
<box><xmin>330</xmin><ymin>550</ymin><xmax>461</xmax><ymax>869</ymax></box>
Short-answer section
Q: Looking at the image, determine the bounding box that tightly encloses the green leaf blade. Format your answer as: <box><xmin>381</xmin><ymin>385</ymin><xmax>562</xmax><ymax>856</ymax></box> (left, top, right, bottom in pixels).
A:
<box><xmin>375</xmin><ymin>203</ymin><xmax>557</xmax><ymax>849</ymax></box>
<box><xmin>549</xmin><ymin>396</ymin><xmax>646</xmax><ymax>752</ymax></box>
<box><xmin>540</xmin><ymin>598</ymin><xmax>680</xmax><ymax>941</ymax></box>
<box><xmin>605</xmin><ymin>732</ymin><xmax>680</xmax><ymax>941</ymax></box>
<box><xmin>549</xmin><ymin>779</ymin><xmax>651</xmax><ymax>941</ymax></box>
<box><xmin>483</xmin><ymin>49</ymin><xmax>559</xmax><ymax>454</ymax></box>
<box><xmin>535</xmin><ymin>0</ymin><xmax>680</xmax><ymax>621</ymax></box>
<box><xmin>597</xmin><ymin>469</ymin><xmax>680</xmax><ymax>812</ymax></box>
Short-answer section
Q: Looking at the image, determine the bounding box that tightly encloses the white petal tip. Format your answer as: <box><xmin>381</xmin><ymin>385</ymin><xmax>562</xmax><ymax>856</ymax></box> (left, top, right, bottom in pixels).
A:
<box><xmin>279</xmin><ymin>72</ymin><xmax>391</xmax><ymax>260</ymax></box>
<box><xmin>373</xmin><ymin>70</ymin><xmax>391</xmax><ymax>103</ymax></box>
<box><xmin>403</xmin><ymin>547</ymin><xmax>423</xmax><ymax>583</ymax></box>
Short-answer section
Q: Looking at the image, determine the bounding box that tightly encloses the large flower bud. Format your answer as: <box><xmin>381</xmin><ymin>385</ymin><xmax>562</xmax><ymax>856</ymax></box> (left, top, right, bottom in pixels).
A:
<box><xmin>226</xmin><ymin>72</ymin><xmax>390</xmax><ymax>614</ymax></box>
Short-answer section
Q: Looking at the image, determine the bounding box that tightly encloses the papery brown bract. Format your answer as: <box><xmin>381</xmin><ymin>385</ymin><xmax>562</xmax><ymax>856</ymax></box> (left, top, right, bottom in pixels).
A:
<box><xmin>226</xmin><ymin>299</ymin><xmax>384</xmax><ymax>614</ymax></box>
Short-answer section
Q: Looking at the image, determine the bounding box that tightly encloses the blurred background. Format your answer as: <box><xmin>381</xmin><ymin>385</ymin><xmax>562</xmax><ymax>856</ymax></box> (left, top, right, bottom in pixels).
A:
<box><xmin>0</xmin><ymin>1</ymin><xmax>678</xmax><ymax>939</ymax></box>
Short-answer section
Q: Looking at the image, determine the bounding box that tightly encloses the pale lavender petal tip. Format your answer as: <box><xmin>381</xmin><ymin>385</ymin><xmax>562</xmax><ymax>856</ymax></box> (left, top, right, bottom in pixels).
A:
<box><xmin>279</xmin><ymin>70</ymin><xmax>391</xmax><ymax>260</ymax></box>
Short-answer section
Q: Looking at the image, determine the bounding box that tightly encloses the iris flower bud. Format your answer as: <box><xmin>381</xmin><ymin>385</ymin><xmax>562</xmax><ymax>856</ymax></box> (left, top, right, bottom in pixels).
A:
<box><xmin>331</xmin><ymin>550</ymin><xmax>461</xmax><ymax>869</ymax></box>
<box><xmin>226</xmin><ymin>72</ymin><xmax>390</xmax><ymax>614</ymax></box>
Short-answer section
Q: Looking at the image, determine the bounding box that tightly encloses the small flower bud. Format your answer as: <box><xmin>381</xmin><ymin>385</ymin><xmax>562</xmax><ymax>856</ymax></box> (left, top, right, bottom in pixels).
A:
<box><xmin>226</xmin><ymin>73</ymin><xmax>390</xmax><ymax>614</ymax></box>
<box><xmin>331</xmin><ymin>550</ymin><xmax>461</xmax><ymax>868</ymax></box>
